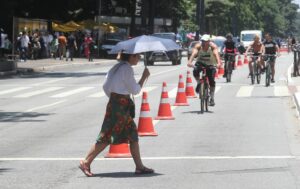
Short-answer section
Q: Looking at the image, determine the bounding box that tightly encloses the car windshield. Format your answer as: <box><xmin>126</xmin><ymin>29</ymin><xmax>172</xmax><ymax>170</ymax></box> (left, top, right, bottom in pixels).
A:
<box><xmin>241</xmin><ymin>34</ymin><xmax>256</xmax><ymax>41</ymax></box>
<box><xmin>212</xmin><ymin>39</ymin><xmax>225</xmax><ymax>48</ymax></box>
<box><xmin>151</xmin><ymin>33</ymin><xmax>176</xmax><ymax>41</ymax></box>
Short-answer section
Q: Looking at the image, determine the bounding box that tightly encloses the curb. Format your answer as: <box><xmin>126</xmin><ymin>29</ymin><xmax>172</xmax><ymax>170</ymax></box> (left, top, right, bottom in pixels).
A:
<box><xmin>293</xmin><ymin>92</ymin><xmax>300</xmax><ymax>118</ymax></box>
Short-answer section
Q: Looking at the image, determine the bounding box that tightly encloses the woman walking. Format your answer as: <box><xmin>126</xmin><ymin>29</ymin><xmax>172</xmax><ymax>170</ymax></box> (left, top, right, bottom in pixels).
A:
<box><xmin>79</xmin><ymin>53</ymin><xmax>154</xmax><ymax>177</ymax></box>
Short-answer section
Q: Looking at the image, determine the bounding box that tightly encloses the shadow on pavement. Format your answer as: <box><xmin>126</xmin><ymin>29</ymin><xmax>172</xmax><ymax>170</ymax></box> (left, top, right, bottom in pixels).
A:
<box><xmin>0</xmin><ymin>111</ymin><xmax>52</xmax><ymax>122</ymax></box>
<box><xmin>183</xmin><ymin>110</ymin><xmax>214</xmax><ymax>114</ymax></box>
<box><xmin>92</xmin><ymin>172</ymin><xmax>163</xmax><ymax>178</ymax></box>
<box><xmin>14</xmin><ymin>71</ymin><xmax>108</xmax><ymax>79</ymax></box>
<box><xmin>0</xmin><ymin>168</ymin><xmax>13</xmax><ymax>174</ymax></box>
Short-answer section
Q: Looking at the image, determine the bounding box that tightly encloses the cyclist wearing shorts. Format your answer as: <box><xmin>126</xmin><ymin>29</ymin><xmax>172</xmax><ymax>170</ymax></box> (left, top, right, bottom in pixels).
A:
<box><xmin>187</xmin><ymin>34</ymin><xmax>222</xmax><ymax>106</ymax></box>
<box><xmin>222</xmin><ymin>33</ymin><xmax>237</xmax><ymax>78</ymax></box>
<box><xmin>263</xmin><ymin>33</ymin><xmax>280</xmax><ymax>83</ymax></box>
<box><xmin>245</xmin><ymin>34</ymin><xmax>264</xmax><ymax>77</ymax></box>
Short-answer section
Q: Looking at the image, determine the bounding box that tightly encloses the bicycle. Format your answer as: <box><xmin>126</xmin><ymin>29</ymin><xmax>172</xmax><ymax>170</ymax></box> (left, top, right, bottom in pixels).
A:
<box><xmin>224</xmin><ymin>53</ymin><xmax>236</xmax><ymax>82</ymax></box>
<box><xmin>248</xmin><ymin>53</ymin><xmax>262</xmax><ymax>85</ymax></box>
<box><xmin>263</xmin><ymin>54</ymin><xmax>277</xmax><ymax>87</ymax></box>
<box><xmin>195</xmin><ymin>63</ymin><xmax>210</xmax><ymax>114</ymax></box>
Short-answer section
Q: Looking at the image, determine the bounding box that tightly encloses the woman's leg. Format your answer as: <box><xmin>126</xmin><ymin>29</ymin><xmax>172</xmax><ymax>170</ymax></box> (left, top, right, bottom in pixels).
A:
<box><xmin>129</xmin><ymin>141</ymin><xmax>144</xmax><ymax>169</ymax></box>
<box><xmin>84</xmin><ymin>142</ymin><xmax>108</xmax><ymax>166</ymax></box>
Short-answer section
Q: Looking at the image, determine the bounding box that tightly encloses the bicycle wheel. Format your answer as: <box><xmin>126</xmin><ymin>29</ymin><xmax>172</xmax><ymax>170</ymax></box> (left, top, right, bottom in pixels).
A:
<box><xmin>204</xmin><ymin>83</ymin><xmax>209</xmax><ymax>112</ymax></box>
<box><xmin>265</xmin><ymin>63</ymin><xmax>271</xmax><ymax>87</ymax></box>
<box><xmin>256</xmin><ymin>64</ymin><xmax>261</xmax><ymax>84</ymax></box>
<box><xmin>226</xmin><ymin>61</ymin><xmax>232</xmax><ymax>82</ymax></box>
<box><xmin>199</xmin><ymin>82</ymin><xmax>205</xmax><ymax>114</ymax></box>
<box><xmin>251</xmin><ymin>62</ymin><xmax>255</xmax><ymax>85</ymax></box>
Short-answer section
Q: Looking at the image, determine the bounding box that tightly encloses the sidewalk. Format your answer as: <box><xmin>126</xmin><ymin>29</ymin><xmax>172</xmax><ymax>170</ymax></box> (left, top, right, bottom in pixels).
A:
<box><xmin>0</xmin><ymin>58</ymin><xmax>114</xmax><ymax>76</ymax></box>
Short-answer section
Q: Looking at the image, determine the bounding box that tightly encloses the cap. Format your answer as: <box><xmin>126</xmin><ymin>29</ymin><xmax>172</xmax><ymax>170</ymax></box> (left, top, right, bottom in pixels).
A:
<box><xmin>201</xmin><ymin>34</ymin><xmax>210</xmax><ymax>41</ymax></box>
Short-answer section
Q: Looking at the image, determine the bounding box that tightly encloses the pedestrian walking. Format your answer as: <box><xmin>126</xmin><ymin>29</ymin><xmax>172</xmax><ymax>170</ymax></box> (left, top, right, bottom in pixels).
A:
<box><xmin>58</xmin><ymin>33</ymin><xmax>67</xmax><ymax>60</ymax></box>
<box><xmin>84</xmin><ymin>34</ymin><xmax>92</xmax><ymax>60</ymax></box>
<box><xmin>88</xmin><ymin>39</ymin><xmax>96</xmax><ymax>62</ymax></box>
<box><xmin>66</xmin><ymin>32</ymin><xmax>77</xmax><ymax>61</ymax></box>
<box><xmin>79</xmin><ymin>53</ymin><xmax>154</xmax><ymax>177</ymax></box>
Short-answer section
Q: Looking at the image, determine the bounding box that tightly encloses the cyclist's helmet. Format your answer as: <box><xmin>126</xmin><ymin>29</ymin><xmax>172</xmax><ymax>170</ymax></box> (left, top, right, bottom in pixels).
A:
<box><xmin>201</xmin><ymin>34</ymin><xmax>211</xmax><ymax>42</ymax></box>
<box><xmin>226</xmin><ymin>33</ymin><xmax>233</xmax><ymax>40</ymax></box>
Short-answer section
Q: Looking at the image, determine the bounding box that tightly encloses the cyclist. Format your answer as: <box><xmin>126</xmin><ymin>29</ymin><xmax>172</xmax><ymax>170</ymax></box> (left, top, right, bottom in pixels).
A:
<box><xmin>222</xmin><ymin>33</ymin><xmax>237</xmax><ymax>78</ymax></box>
<box><xmin>187</xmin><ymin>34</ymin><xmax>222</xmax><ymax>106</ymax></box>
<box><xmin>262</xmin><ymin>33</ymin><xmax>280</xmax><ymax>83</ymax></box>
<box><xmin>245</xmin><ymin>34</ymin><xmax>264</xmax><ymax>77</ymax></box>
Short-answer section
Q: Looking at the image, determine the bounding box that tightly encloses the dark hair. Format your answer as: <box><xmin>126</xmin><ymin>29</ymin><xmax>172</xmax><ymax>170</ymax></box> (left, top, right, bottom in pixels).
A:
<box><xmin>226</xmin><ymin>33</ymin><xmax>233</xmax><ymax>39</ymax></box>
<box><xmin>120</xmin><ymin>53</ymin><xmax>131</xmax><ymax>61</ymax></box>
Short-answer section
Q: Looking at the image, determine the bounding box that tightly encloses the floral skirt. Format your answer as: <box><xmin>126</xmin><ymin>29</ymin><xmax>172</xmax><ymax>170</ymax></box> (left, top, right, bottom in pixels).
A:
<box><xmin>96</xmin><ymin>93</ymin><xmax>138</xmax><ymax>144</ymax></box>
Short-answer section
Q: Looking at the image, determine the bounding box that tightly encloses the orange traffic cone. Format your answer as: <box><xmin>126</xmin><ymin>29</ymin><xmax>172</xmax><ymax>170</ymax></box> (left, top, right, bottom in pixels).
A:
<box><xmin>185</xmin><ymin>71</ymin><xmax>197</xmax><ymax>98</ymax></box>
<box><xmin>237</xmin><ymin>55</ymin><xmax>243</xmax><ymax>66</ymax></box>
<box><xmin>218</xmin><ymin>66</ymin><xmax>225</xmax><ymax>77</ymax></box>
<box><xmin>137</xmin><ymin>92</ymin><xmax>158</xmax><ymax>136</ymax></box>
<box><xmin>243</xmin><ymin>54</ymin><xmax>249</xmax><ymax>64</ymax></box>
<box><xmin>155</xmin><ymin>82</ymin><xmax>175</xmax><ymax>120</ymax></box>
<box><xmin>174</xmin><ymin>74</ymin><xmax>189</xmax><ymax>106</ymax></box>
<box><xmin>105</xmin><ymin>143</ymin><xmax>132</xmax><ymax>158</ymax></box>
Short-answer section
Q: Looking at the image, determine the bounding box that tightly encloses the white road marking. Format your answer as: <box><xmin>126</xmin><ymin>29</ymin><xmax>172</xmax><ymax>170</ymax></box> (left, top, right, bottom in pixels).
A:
<box><xmin>14</xmin><ymin>87</ymin><xmax>63</xmax><ymax>98</ymax></box>
<box><xmin>32</xmin><ymin>78</ymin><xmax>71</xmax><ymax>86</ymax></box>
<box><xmin>25</xmin><ymin>100</ymin><xmax>66</xmax><ymax>112</ymax></box>
<box><xmin>274</xmin><ymin>86</ymin><xmax>290</xmax><ymax>97</ymax></box>
<box><xmin>0</xmin><ymin>87</ymin><xmax>31</xmax><ymax>95</ymax></box>
<box><xmin>236</xmin><ymin>86</ymin><xmax>254</xmax><ymax>97</ymax></box>
<box><xmin>215</xmin><ymin>86</ymin><xmax>221</xmax><ymax>94</ymax></box>
<box><xmin>51</xmin><ymin>87</ymin><xmax>94</xmax><ymax>98</ymax></box>
<box><xmin>88</xmin><ymin>91</ymin><xmax>106</xmax><ymax>98</ymax></box>
<box><xmin>0</xmin><ymin>156</ymin><xmax>296</xmax><ymax>161</ymax></box>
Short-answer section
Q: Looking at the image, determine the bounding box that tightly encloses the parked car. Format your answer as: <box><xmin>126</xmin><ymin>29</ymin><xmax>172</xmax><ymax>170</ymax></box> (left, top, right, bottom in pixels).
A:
<box><xmin>187</xmin><ymin>41</ymin><xmax>200</xmax><ymax>60</ymax></box>
<box><xmin>211</xmin><ymin>36</ymin><xmax>226</xmax><ymax>54</ymax></box>
<box><xmin>99</xmin><ymin>38</ymin><xmax>122</xmax><ymax>59</ymax></box>
<box><xmin>144</xmin><ymin>32</ymin><xmax>182</xmax><ymax>66</ymax></box>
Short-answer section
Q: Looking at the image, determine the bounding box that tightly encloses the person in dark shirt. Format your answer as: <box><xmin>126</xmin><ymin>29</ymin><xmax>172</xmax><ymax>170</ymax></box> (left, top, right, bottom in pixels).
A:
<box><xmin>66</xmin><ymin>32</ymin><xmax>77</xmax><ymax>61</ymax></box>
<box><xmin>222</xmin><ymin>33</ymin><xmax>237</xmax><ymax>77</ymax></box>
<box><xmin>263</xmin><ymin>33</ymin><xmax>280</xmax><ymax>83</ymax></box>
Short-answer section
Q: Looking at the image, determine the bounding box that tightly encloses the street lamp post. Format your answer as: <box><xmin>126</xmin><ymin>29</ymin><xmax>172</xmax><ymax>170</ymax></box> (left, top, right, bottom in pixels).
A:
<box><xmin>195</xmin><ymin>0</ymin><xmax>205</xmax><ymax>40</ymax></box>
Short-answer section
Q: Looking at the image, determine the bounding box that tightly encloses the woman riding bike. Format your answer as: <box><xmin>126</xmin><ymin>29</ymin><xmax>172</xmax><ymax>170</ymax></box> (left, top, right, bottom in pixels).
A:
<box><xmin>187</xmin><ymin>34</ymin><xmax>222</xmax><ymax>106</ymax></box>
<box><xmin>245</xmin><ymin>34</ymin><xmax>265</xmax><ymax>78</ymax></box>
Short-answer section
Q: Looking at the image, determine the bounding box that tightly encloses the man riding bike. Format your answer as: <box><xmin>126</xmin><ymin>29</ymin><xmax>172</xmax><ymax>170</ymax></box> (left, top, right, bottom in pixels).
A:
<box><xmin>187</xmin><ymin>34</ymin><xmax>222</xmax><ymax>106</ymax></box>
<box><xmin>263</xmin><ymin>33</ymin><xmax>280</xmax><ymax>83</ymax></box>
<box><xmin>222</xmin><ymin>33</ymin><xmax>237</xmax><ymax>78</ymax></box>
<box><xmin>245</xmin><ymin>34</ymin><xmax>265</xmax><ymax>77</ymax></box>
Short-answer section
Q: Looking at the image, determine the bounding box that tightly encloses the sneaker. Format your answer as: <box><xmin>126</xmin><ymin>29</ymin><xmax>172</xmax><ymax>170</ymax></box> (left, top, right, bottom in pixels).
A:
<box><xmin>209</xmin><ymin>99</ymin><xmax>215</xmax><ymax>106</ymax></box>
<box><xmin>195</xmin><ymin>84</ymin><xmax>200</xmax><ymax>93</ymax></box>
<box><xmin>271</xmin><ymin>79</ymin><xmax>275</xmax><ymax>83</ymax></box>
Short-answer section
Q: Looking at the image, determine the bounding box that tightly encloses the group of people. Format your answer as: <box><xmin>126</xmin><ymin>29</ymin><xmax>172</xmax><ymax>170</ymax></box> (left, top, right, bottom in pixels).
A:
<box><xmin>15</xmin><ymin>30</ymin><xmax>98</xmax><ymax>62</ymax></box>
<box><xmin>78</xmin><ymin>32</ymin><xmax>284</xmax><ymax>177</ymax></box>
<box><xmin>187</xmin><ymin>32</ymin><xmax>281</xmax><ymax>107</ymax></box>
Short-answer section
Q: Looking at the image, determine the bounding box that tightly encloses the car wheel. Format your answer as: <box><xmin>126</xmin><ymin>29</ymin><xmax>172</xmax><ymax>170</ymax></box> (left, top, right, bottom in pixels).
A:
<box><xmin>147</xmin><ymin>60</ymin><xmax>154</xmax><ymax>66</ymax></box>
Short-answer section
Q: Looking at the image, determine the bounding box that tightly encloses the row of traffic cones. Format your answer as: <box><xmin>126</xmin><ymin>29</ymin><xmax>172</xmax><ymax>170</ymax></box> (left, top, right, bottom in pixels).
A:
<box><xmin>105</xmin><ymin>71</ymin><xmax>197</xmax><ymax>158</ymax></box>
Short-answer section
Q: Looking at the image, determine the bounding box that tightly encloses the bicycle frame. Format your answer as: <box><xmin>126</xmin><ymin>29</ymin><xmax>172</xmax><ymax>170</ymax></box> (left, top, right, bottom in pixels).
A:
<box><xmin>263</xmin><ymin>54</ymin><xmax>276</xmax><ymax>87</ymax></box>
<box><xmin>224</xmin><ymin>53</ymin><xmax>236</xmax><ymax>82</ymax></box>
<box><xmin>249</xmin><ymin>54</ymin><xmax>261</xmax><ymax>85</ymax></box>
<box><xmin>198</xmin><ymin>65</ymin><xmax>210</xmax><ymax>113</ymax></box>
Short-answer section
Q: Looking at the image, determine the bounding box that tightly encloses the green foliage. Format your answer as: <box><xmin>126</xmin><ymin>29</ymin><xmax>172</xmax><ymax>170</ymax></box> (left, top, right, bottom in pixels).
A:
<box><xmin>176</xmin><ymin>0</ymin><xmax>299</xmax><ymax>37</ymax></box>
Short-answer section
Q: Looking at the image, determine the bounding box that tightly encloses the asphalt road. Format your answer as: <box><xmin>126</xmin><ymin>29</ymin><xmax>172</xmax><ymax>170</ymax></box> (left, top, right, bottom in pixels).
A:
<box><xmin>1</xmin><ymin>54</ymin><xmax>300</xmax><ymax>189</ymax></box>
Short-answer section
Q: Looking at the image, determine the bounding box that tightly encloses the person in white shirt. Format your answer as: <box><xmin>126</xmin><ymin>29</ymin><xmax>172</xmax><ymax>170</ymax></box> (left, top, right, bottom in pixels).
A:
<box><xmin>20</xmin><ymin>32</ymin><xmax>30</xmax><ymax>61</ymax></box>
<box><xmin>79</xmin><ymin>53</ymin><xmax>154</xmax><ymax>177</ymax></box>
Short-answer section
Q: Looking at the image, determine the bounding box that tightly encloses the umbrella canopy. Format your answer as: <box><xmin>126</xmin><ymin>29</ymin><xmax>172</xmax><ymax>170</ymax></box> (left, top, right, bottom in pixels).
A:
<box><xmin>109</xmin><ymin>35</ymin><xmax>181</xmax><ymax>54</ymax></box>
